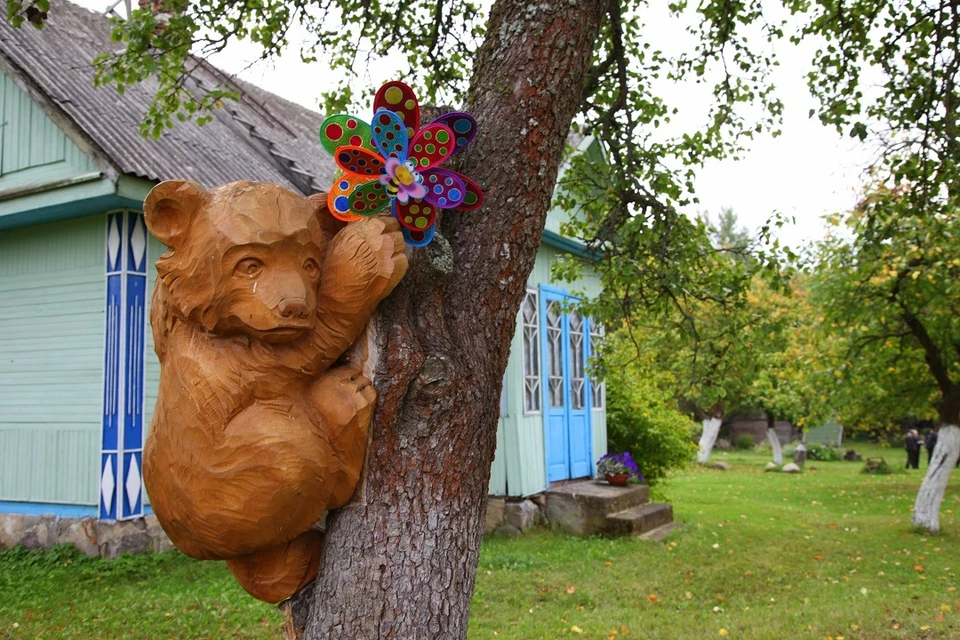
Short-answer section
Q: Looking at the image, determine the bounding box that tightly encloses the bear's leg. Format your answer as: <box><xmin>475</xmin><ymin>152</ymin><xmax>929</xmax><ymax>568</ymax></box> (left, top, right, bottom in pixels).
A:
<box><xmin>307</xmin><ymin>365</ymin><xmax>376</xmax><ymax>508</ymax></box>
<box><xmin>225</xmin><ymin>529</ymin><xmax>323</xmax><ymax>604</ymax></box>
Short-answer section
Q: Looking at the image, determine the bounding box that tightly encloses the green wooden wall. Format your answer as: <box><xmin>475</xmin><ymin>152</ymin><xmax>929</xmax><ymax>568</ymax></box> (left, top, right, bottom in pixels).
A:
<box><xmin>0</xmin><ymin>73</ymin><xmax>98</xmax><ymax>192</ymax></box>
<box><xmin>0</xmin><ymin>215</ymin><xmax>104</xmax><ymax>505</ymax></box>
<box><xmin>489</xmin><ymin>243</ymin><xmax>606</xmax><ymax>497</ymax></box>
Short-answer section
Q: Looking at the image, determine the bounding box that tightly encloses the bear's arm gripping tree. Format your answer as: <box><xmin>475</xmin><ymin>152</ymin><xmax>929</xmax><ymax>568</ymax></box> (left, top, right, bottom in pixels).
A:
<box><xmin>306</xmin><ymin>201</ymin><xmax>409</xmax><ymax>372</ymax></box>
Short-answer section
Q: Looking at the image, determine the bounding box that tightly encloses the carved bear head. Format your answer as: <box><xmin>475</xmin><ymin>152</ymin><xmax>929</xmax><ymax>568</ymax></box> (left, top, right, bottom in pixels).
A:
<box><xmin>144</xmin><ymin>180</ymin><xmax>342</xmax><ymax>343</ymax></box>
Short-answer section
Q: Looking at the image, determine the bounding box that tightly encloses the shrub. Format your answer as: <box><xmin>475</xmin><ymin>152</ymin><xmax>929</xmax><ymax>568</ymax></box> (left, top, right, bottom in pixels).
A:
<box><xmin>604</xmin><ymin>352</ymin><xmax>697</xmax><ymax>488</ymax></box>
<box><xmin>807</xmin><ymin>443</ymin><xmax>842</xmax><ymax>461</ymax></box>
<box><xmin>735</xmin><ymin>434</ymin><xmax>755</xmax><ymax>450</ymax></box>
<box><xmin>862</xmin><ymin>458</ymin><xmax>892</xmax><ymax>475</ymax></box>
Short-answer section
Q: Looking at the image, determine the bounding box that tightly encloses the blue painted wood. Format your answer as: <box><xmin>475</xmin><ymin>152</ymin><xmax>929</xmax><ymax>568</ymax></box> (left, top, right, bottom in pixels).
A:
<box><xmin>100</xmin><ymin>211</ymin><xmax>146</xmax><ymax>520</ymax></box>
<box><xmin>0</xmin><ymin>501</ymin><xmax>99</xmax><ymax>517</ymax></box>
<box><xmin>540</xmin><ymin>285</ymin><xmax>594</xmax><ymax>484</ymax></box>
<box><xmin>542</xmin><ymin>288</ymin><xmax>569</xmax><ymax>482</ymax></box>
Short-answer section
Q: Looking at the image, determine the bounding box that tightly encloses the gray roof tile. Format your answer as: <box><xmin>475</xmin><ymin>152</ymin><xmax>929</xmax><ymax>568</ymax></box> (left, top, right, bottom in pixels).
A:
<box><xmin>0</xmin><ymin>0</ymin><xmax>337</xmax><ymax>194</ymax></box>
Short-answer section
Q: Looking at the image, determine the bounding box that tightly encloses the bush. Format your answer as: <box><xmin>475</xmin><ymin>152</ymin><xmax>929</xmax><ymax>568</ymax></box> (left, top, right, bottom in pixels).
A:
<box><xmin>735</xmin><ymin>434</ymin><xmax>755</xmax><ymax>450</ymax></box>
<box><xmin>807</xmin><ymin>443</ymin><xmax>843</xmax><ymax>461</ymax></box>
<box><xmin>604</xmin><ymin>353</ymin><xmax>697</xmax><ymax>488</ymax></box>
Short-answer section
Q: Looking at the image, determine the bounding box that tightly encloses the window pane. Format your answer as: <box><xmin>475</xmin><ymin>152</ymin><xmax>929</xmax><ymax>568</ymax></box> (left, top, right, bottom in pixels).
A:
<box><xmin>521</xmin><ymin>291</ymin><xmax>541</xmax><ymax>413</ymax></box>
<box><xmin>547</xmin><ymin>300</ymin><xmax>564</xmax><ymax>408</ymax></box>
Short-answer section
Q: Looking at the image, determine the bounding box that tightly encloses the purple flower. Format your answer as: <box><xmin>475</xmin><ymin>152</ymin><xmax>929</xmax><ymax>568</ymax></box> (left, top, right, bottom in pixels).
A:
<box><xmin>597</xmin><ymin>452</ymin><xmax>643</xmax><ymax>482</ymax></box>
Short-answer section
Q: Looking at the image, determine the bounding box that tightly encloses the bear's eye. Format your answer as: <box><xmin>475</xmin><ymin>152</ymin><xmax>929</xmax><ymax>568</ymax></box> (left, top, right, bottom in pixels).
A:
<box><xmin>235</xmin><ymin>258</ymin><xmax>264</xmax><ymax>277</ymax></box>
<box><xmin>302</xmin><ymin>258</ymin><xmax>321</xmax><ymax>280</ymax></box>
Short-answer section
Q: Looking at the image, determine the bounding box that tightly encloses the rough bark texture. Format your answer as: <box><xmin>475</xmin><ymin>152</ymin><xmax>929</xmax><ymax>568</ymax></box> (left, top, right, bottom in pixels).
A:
<box><xmin>697</xmin><ymin>417</ymin><xmax>722</xmax><ymax>464</ymax></box>
<box><xmin>293</xmin><ymin>1</ymin><xmax>605</xmax><ymax>637</ymax></box>
<box><xmin>912</xmin><ymin>424</ymin><xmax>960</xmax><ymax>533</ymax></box>
<box><xmin>767</xmin><ymin>429</ymin><xmax>783</xmax><ymax>466</ymax></box>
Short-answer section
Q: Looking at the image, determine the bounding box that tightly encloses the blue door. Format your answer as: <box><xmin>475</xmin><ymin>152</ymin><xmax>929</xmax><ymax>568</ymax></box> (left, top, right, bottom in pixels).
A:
<box><xmin>542</xmin><ymin>287</ymin><xmax>592</xmax><ymax>482</ymax></box>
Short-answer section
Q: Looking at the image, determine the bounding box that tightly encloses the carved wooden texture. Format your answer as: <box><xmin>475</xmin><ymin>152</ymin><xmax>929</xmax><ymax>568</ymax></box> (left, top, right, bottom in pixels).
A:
<box><xmin>141</xmin><ymin>180</ymin><xmax>407</xmax><ymax>603</ymax></box>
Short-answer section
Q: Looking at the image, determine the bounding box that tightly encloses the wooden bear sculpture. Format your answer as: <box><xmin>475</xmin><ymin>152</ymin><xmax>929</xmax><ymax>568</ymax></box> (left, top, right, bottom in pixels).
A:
<box><xmin>142</xmin><ymin>180</ymin><xmax>407</xmax><ymax>603</ymax></box>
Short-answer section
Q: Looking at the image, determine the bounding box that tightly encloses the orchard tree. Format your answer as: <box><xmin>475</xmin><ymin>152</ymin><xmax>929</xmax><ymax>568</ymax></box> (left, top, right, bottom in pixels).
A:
<box><xmin>743</xmin><ymin>277</ymin><xmax>832</xmax><ymax>465</ymax></box>
<box><xmin>811</xmin><ymin>197</ymin><xmax>960</xmax><ymax>533</ymax></box>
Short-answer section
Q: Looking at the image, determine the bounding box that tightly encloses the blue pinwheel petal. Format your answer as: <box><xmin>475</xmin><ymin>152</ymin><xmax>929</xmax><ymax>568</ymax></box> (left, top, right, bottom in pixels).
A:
<box><xmin>371</xmin><ymin>108</ymin><xmax>409</xmax><ymax>161</ymax></box>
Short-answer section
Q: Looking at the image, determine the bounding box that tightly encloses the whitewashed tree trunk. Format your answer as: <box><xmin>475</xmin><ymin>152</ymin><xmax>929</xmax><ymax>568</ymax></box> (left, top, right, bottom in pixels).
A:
<box><xmin>912</xmin><ymin>424</ymin><xmax>960</xmax><ymax>533</ymax></box>
<box><xmin>767</xmin><ymin>428</ymin><xmax>783</xmax><ymax>465</ymax></box>
<box><xmin>697</xmin><ymin>417</ymin><xmax>722</xmax><ymax>464</ymax></box>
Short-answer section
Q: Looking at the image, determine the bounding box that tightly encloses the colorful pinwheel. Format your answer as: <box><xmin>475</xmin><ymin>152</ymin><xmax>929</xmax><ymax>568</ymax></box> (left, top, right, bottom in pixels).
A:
<box><xmin>318</xmin><ymin>81</ymin><xmax>483</xmax><ymax>247</ymax></box>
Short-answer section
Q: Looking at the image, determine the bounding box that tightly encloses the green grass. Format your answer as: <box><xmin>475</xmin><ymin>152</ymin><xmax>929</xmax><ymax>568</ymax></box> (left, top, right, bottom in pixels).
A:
<box><xmin>2</xmin><ymin>443</ymin><xmax>959</xmax><ymax>639</ymax></box>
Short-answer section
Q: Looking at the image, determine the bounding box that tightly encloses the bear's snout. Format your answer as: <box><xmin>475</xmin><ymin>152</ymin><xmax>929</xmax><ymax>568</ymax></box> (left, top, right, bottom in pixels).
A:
<box><xmin>278</xmin><ymin>298</ymin><xmax>311</xmax><ymax>321</ymax></box>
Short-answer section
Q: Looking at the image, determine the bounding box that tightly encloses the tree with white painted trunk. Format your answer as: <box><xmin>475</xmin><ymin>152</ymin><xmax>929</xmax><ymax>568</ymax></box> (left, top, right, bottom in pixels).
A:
<box><xmin>743</xmin><ymin>277</ymin><xmax>832</xmax><ymax>465</ymax></box>
<box><xmin>812</xmin><ymin>201</ymin><xmax>960</xmax><ymax>534</ymax></box>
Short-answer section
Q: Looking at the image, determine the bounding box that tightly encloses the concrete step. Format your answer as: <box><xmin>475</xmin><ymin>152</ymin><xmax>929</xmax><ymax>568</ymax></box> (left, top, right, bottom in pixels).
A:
<box><xmin>545</xmin><ymin>481</ymin><xmax>650</xmax><ymax>535</ymax></box>
<box><xmin>604</xmin><ymin>503</ymin><xmax>674</xmax><ymax>536</ymax></box>
<box><xmin>638</xmin><ymin>521</ymin><xmax>684</xmax><ymax>542</ymax></box>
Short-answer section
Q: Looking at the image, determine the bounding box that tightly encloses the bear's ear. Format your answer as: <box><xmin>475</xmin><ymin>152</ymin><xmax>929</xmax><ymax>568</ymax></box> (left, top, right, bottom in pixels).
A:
<box><xmin>308</xmin><ymin>192</ymin><xmax>347</xmax><ymax>243</ymax></box>
<box><xmin>144</xmin><ymin>180</ymin><xmax>206</xmax><ymax>249</ymax></box>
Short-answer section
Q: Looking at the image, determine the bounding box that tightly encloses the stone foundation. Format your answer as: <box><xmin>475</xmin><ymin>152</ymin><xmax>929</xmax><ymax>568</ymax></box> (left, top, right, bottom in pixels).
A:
<box><xmin>0</xmin><ymin>512</ymin><xmax>174</xmax><ymax>558</ymax></box>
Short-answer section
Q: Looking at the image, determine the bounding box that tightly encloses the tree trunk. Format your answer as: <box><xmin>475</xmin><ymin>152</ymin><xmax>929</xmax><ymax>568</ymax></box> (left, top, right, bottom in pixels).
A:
<box><xmin>697</xmin><ymin>417</ymin><xmax>723</xmax><ymax>464</ymax></box>
<box><xmin>912</xmin><ymin>424</ymin><xmax>960</xmax><ymax>533</ymax></box>
<box><xmin>292</xmin><ymin>1</ymin><xmax>605</xmax><ymax>637</ymax></box>
<box><xmin>767</xmin><ymin>429</ymin><xmax>783</xmax><ymax>465</ymax></box>
<box><xmin>765</xmin><ymin>412</ymin><xmax>782</xmax><ymax>465</ymax></box>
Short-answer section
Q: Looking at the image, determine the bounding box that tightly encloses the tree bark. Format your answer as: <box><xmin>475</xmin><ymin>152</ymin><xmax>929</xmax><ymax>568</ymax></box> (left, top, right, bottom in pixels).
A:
<box><xmin>697</xmin><ymin>417</ymin><xmax>723</xmax><ymax>464</ymax></box>
<box><xmin>765</xmin><ymin>412</ymin><xmax>782</xmax><ymax>465</ymax></box>
<box><xmin>912</xmin><ymin>424</ymin><xmax>960</xmax><ymax>533</ymax></box>
<box><xmin>293</xmin><ymin>1</ymin><xmax>606</xmax><ymax>637</ymax></box>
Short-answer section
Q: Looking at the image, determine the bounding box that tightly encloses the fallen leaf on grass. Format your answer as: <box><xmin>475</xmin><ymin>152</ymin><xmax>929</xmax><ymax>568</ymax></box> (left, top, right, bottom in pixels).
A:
<box><xmin>648</xmin><ymin>594</ymin><xmax>659</xmax><ymax>603</ymax></box>
<box><xmin>566</xmin><ymin>586</ymin><xmax>576</xmax><ymax>595</ymax></box>
<box><xmin>914</xmin><ymin>564</ymin><xmax>925</xmax><ymax>573</ymax></box>
<box><xmin>571</xmin><ymin>625</ymin><xmax>583</xmax><ymax>634</ymax></box>
<box><xmin>718</xmin><ymin>629</ymin><xmax>729</xmax><ymax>636</ymax></box>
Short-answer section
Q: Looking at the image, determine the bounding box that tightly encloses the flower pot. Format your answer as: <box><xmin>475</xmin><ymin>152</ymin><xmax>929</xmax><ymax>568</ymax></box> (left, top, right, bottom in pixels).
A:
<box><xmin>605</xmin><ymin>473</ymin><xmax>629</xmax><ymax>486</ymax></box>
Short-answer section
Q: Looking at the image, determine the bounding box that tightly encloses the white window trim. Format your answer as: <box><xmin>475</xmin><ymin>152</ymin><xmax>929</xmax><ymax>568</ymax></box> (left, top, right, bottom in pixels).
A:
<box><xmin>521</xmin><ymin>289</ymin><xmax>542</xmax><ymax>415</ymax></box>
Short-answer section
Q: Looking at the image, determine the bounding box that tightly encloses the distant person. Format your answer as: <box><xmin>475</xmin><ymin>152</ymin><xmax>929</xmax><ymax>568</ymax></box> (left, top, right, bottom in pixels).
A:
<box><xmin>905</xmin><ymin>429</ymin><xmax>921</xmax><ymax>469</ymax></box>
<box><xmin>924</xmin><ymin>428</ymin><xmax>938</xmax><ymax>465</ymax></box>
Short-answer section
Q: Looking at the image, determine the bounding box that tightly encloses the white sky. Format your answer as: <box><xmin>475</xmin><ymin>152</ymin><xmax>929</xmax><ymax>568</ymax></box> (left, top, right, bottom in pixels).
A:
<box><xmin>74</xmin><ymin>0</ymin><xmax>877</xmax><ymax>248</ymax></box>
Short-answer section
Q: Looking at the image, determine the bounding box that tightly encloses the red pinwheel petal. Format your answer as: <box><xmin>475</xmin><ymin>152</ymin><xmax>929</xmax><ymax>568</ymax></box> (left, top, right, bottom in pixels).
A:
<box><xmin>334</xmin><ymin>146</ymin><xmax>386</xmax><ymax>178</ymax></box>
<box><xmin>374</xmin><ymin>81</ymin><xmax>420</xmax><ymax>137</ymax></box>
<box><xmin>453</xmin><ymin>173</ymin><xmax>483</xmax><ymax>211</ymax></box>
<box><xmin>421</xmin><ymin>169</ymin><xmax>466</xmax><ymax>209</ymax></box>
<box><xmin>408</xmin><ymin>124</ymin><xmax>456</xmax><ymax>172</ymax></box>
<box><xmin>393</xmin><ymin>198</ymin><xmax>438</xmax><ymax>232</ymax></box>
<box><xmin>430</xmin><ymin>112</ymin><xmax>477</xmax><ymax>156</ymax></box>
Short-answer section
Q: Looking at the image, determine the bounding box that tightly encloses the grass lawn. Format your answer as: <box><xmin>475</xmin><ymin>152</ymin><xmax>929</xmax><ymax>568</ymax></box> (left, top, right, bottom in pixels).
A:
<box><xmin>2</xmin><ymin>443</ymin><xmax>959</xmax><ymax>639</ymax></box>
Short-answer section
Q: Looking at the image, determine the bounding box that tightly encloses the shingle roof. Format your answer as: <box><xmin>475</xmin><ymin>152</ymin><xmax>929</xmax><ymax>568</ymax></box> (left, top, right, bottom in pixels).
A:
<box><xmin>0</xmin><ymin>0</ymin><xmax>336</xmax><ymax>194</ymax></box>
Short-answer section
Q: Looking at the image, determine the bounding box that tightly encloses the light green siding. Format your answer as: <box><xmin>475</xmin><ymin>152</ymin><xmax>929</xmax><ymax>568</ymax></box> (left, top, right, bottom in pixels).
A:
<box><xmin>0</xmin><ymin>214</ymin><xmax>104</xmax><ymax>504</ymax></box>
<box><xmin>491</xmin><ymin>244</ymin><xmax>607</xmax><ymax>496</ymax></box>
<box><xmin>143</xmin><ymin>234</ymin><xmax>164</xmax><ymax>436</ymax></box>
<box><xmin>0</xmin><ymin>73</ymin><xmax>98</xmax><ymax>192</ymax></box>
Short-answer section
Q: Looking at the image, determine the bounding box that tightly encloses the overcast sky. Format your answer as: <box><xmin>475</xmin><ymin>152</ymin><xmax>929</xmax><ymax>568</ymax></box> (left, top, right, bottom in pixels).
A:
<box><xmin>74</xmin><ymin>0</ymin><xmax>876</xmax><ymax>248</ymax></box>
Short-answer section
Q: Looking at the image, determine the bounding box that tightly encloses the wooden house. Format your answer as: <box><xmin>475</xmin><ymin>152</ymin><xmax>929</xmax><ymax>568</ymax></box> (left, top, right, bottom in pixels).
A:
<box><xmin>0</xmin><ymin>1</ymin><xmax>606</xmax><ymax>542</ymax></box>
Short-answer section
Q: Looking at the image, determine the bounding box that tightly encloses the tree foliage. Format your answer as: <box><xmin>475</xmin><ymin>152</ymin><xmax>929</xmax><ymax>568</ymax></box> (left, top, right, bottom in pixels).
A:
<box><xmin>810</xmin><ymin>191</ymin><xmax>960</xmax><ymax>426</ymax></box>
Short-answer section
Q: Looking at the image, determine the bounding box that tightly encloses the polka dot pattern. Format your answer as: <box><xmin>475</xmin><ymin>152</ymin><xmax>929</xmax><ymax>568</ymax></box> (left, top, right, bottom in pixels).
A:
<box><xmin>374</xmin><ymin>81</ymin><xmax>421</xmax><ymax>134</ymax></box>
<box><xmin>395</xmin><ymin>198</ymin><xmax>437</xmax><ymax>232</ymax></box>
<box><xmin>421</xmin><ymin>169</ymin><xmax>466</xmax><ymax>209</ymax></box>
<box><xmin>408</xmin><ymin>123</ymin><xmax>455</xmax><ymax>171</ymax></box>
<box><xmin>319</xmin><ymin>114</ymin><xmax>376</xmax><ymax>156</ymax></box>
<box><xmin>334</xmin><ymin>146</ymin><xmax>386</xmax><ymax>177</ymax></box>
<box><xmin>431</xmin><ymin>112</ymin><xmax>478</xmax><ymax>156</ymax></box>
<box><xmin>326</xmin><ymin>174</ymin><xmax>365</xmax><ymax>222</ymax></box>
<box><xmin>348</xmin><ymin>180</ymin><xmax>390</xmax><ymax>216</ymax></box>
<box><xmin>372</xmin><ymin>108</ymin><xmax>408</xmax><ymax>159</ymax></box>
